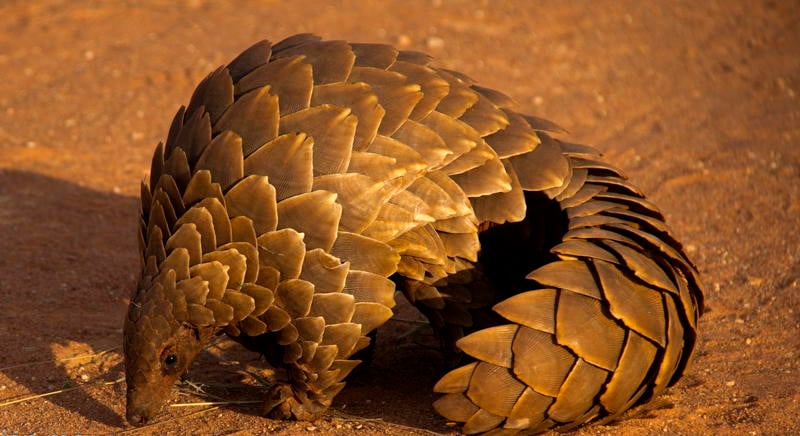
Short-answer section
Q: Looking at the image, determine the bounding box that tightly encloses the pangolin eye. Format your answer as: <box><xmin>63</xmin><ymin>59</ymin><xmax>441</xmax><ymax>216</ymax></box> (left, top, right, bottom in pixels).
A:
<box><xmin>164</xmin><ymin>353</ymin><xmax>178</xmax><ymax>368</ymax></box>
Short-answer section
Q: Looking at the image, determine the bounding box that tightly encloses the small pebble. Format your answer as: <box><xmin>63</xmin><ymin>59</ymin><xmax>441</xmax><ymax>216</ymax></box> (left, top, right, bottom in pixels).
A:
<box><xmin>84</xmin><ymin>50</ymin><xmax>95</xmax><ymax>60</ymax></box>
<box><xmin>725</xmin><ymin>380</ymin><xmax>736</xmax><ymax>387</ymax></box>
<box><xmin>426</xmin><ymin>36</ymin><xmax>445</xmax><ymax>50</ymax></box>
<box><xmin>396</xmin><ymin>34</ymin><xmax>411</xmax><ymax>48</ymax></box>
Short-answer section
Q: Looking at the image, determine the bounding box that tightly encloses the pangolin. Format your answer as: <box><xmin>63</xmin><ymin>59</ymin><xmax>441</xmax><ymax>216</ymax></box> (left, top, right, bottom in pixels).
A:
<box><xmin>123</xmin><ymin>34</ymin><xmax>704</xmax><ymax>434</ymax></box>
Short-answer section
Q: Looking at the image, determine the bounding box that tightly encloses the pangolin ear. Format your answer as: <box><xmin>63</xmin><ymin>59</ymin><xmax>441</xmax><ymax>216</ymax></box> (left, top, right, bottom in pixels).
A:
<box><xmin>185</xmin><ymin>323</ymin><xmax>201</xmax><ymax>341</ymax></box>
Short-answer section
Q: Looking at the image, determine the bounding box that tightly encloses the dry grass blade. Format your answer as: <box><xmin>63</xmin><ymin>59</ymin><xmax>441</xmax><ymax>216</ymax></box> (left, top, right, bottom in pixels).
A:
<box><xmin>178</xmin><ymin>379</ymin><xmax>209</xmax><ymax>396</ymax></box>
<box><xmin>116</xmin><ymin>406</ymin><xmax>220</xmax><ymax>434</ymax></box>
<box><xmin>329</xmin><ymin>409</ymin><xmax>384</xmax><ymax>422</ymax></box>
<box><xmin>176</xmin><ymin>382</ymin><xmax>229</xmax><ymax>403</ymax></box>
<box><xmin>170</xmin><ymin>400</ymin><xmax>261</xmax><ymax>407</ymax></box>
<box><xmin>330</xmin><ymin>410</ymin><xmax>443</xmax><ymax>435</ymax></box>
<box><xmin>0</xmin><ymin>377</ymin><xmax>123</xmax><ymax>407</ymax></box>
<box><xmin>386</xmin><ymin>316</ymin><xmax>430</xmax><ymax>325</ymax></box>
<box><xmin>237</xmin><ymin>369</ymin><xmax>273</xmax><ymax>387</ymax></box>
<box><xmin>0</xmin><ymin>346</ymin><xmax>121</xmax><ymax>371</ymax></box>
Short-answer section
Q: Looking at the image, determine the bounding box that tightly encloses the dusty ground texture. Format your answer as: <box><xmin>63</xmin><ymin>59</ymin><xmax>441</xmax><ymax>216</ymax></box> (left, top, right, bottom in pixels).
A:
<box><xmin>0</xmin><ymin>0</ymin><xmax>798</xmax><ymax>434</ymax></box>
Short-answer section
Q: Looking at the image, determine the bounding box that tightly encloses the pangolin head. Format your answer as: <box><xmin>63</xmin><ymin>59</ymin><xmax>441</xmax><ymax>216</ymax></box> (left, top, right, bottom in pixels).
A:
<box><xmin>123</xmin><ymin>276</ymin><xmax>214</xmax><ymax>426</ymax></box>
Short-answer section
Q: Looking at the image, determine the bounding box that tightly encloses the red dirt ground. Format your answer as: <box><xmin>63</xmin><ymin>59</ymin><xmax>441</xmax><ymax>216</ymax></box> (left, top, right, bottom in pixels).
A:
<box><xmin>0</xmin><ymin>1</ymin><xmax>798</xmax><ymax>435</ymax></box>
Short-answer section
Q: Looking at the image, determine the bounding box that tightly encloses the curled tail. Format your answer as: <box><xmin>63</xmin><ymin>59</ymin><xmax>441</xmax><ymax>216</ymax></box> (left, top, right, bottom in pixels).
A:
<box><xmin>430</xmin><ymin>138</ymin><xmax>704</xmax><ymax>434</ymax></box>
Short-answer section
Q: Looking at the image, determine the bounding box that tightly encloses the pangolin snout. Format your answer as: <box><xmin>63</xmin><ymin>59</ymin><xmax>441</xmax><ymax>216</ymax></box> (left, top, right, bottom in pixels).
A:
<box><xmin>125</xmin><ymin>409</ymin><xmax>148</xmax><ymax>426</ymax></box>
<box><xmin>125</xmin><ymin>387</ymin><xmax>166</xmax><ymax>427</ymax></box>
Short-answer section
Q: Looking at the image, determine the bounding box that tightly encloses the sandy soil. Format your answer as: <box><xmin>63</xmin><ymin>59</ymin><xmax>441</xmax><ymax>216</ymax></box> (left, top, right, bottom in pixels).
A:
<box><xmin>0</xmin><ymin>1</ymin><xmax>798</xmax><ymax>434</ymax></box>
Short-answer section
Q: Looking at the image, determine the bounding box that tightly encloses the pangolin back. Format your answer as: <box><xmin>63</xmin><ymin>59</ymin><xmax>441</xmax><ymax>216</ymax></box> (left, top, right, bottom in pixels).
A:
<box><xmin>125</xmin><ymin>34</ymin><xmax>704</xmax><ymax>434</ymax></box>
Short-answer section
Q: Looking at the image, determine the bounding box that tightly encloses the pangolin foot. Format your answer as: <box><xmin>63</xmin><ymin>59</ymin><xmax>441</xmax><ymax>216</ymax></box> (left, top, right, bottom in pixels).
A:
<box><xmin>262</xmin><ymin>384</ymin><xmax>324</xmax><ymax>421</ymax></box>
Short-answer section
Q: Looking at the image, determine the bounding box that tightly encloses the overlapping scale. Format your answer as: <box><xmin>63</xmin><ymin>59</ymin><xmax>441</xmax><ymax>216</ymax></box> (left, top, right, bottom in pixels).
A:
<box><xmin>170</xmin><ymin>108</ymin><xmax>212</xmax><ymax>167</ymax></box>
<box><xmin>196</xmin><ymin>197</ymin><xmax>232</xmax><ymax>246</ymax></box>
<box><xmin>280</xmin><ymin>104</ymin><xmax>356</xmax><ymax>175</ymax></box>
<box><xmin>230</xmin><ymin>216</ymin><xmax>257</xmax><ymax>246</ymax></box>
<box><xmin>546</xmin><ymin>359</ymin><xmax>608</xmax><ymax>423</ymax></box>
<box><xmin>186</xmin><ymin>66</ymin><xmax>234</xmax><ymax>124</ymax></box>
<box><xmin>271</xmin><ymin>39</ymin><xmax>355</xmax><ymax>85</ymax></box>
<box><xmin>435</xmin><ymin>70</ymin><xmax>479</xmax><ymax>118</ymax></box>
<box><xmin>470</xmin><ymin>160</ymin><xmax>526</xmax><ymax>224</ymax></box>
<box><xmin>243</xmin><ymin>133</ymin><xmax>313</xmax><ymax>201</ymax></box>
<box><xmin>214</xmin><ymin>86</ymin><xmax>279</xmax><ymax>157</ymax></box>
<box><xmin>434</xmin><ymin>393</ymin><xmax>480</xmax><ymax>422</ymax></box>
<box><xmin>466</xmin><ymin>362</ymin><xmax>526</xmax><ymax>417</ymax></box>
<box><xmin>389</xmin><ymin>61</ymin><xmax>450</xmax><ymax>121</ymax></box>
<box><xmin>493</xmin><ymin>289</ymin><xmax>557</xmax><ymax>334</ymax></box>
<box><xmin>458</xmin><ymin>94</ymin><xmax>510</xmax><ymax>137</ymax></box>
<box><xmin>227</xmin><ymin>40</ymin><xmax>271</xmax><ymax>81</ymax></box>
<box><xmin>392</xmin><ymin>119</ymin><xmax>452</xmax><ymax>168</ymax></box>
<box><xmin>350</xmin><ymin>43</ymin><xmax>398</xmax><ymax>69</ymax></box>
<box><xmin>598</xmin><ymin>330</ymin><xmax>657</xmax><ymax>414</ymax></box>
<box><xmin>311</xmin><ymin>82</ymin><xmax>385</xmax><ymax>150</ymax></box>
<box><xmin>450</xmin><ymin>152</ymin><xmax>513</xmax><ymax>197</ymax></box>
<box><xmin>182</xmin><ymin>170</ymin><xmax>224</xmax><ymax>207</ymax></box>
<box><xmin>348</xmin><ymin>67</ymin><xmax>423</xmax><ymax>135</ymax></box>
<box><xmin>527</xmin><ymin>260</ymin><xmax>601</xmax><ymax>300</ymax></box>
<box><xmin>194</xmin><ymin>129</ymin><xmax>246</xmax><ymax>190</ymax></box>
<box><xmin>175</xmin><ymin>206</ymin><xmax>217</xmax><ymax>253</ymax></box>
<box><xmin>276</xmin><ymin>190</ymin><xmax>341</xmax><ymax>251</ymax></box>
<box><xmin>387</xmin><ymin>189</ymin><xmax>436</xmax><ymax>223</ymax></box>
<box><xmin>313</xmin><ymin>173</ymin><xmax>395</xmax><ymax>233</ymax></box>
<box><xmin>236</xmin><ymin>56</ymin><xmax>313</xmax><ymax>115</ymax></box>
<box><xmin>504</xmin><ymin>388</ymin><xmax>554</xmax><ymax>431</ymax></box>
<box><xmin>351</xmin><ymin>302</ymin><xmax>394</xmax><ymax>335</ymax></box>
<box><xmin>329</xmin><ymin>232</ymin><xmax>399</xmax><ymax>276</ymax></box>
<box><xmin>299</xmin><ymin>249</ymin><xmax>349</xmax><ymax>294</ymax></box>
<box><xmin>152</xmin><ymin>188</ymin><xmax>178</xmax><ymax>228</ymax></box>
<box><xmin>348</xmin><ymin>151</ymin><xmax>404</xmax><ymax>180</ymax></box>
<box><xmin>145</xmin><ymin>226</ymin><xmax>166</xmax><ymax>264</ymax></box>
<box><xmin>275</xmin><ymin>279</ymin><xmax>314</xmax><ymax>319</ymax></box>
<box><xmin>160</xmin><ymin>247</ymin><xmax>190</xmax><ymax>281</ymax></box>
<box><xmin>511</xmin><ymin>326</ymin><xmax>575</xmax><ymax>397</ymax></box>
<box><xmin>507</xmin><ymin>133</ymin><xmax>570</xmax><ymax>191</ymax></box>
<box><xmin>556</xmin><ymin>289</ymin><xmax>625</xmax><ymax>371</ymax></box>
<box><xmin>343</xmin><ymin>270</ymin><xmax>396</xmax><ymax>308</ymax></box>
<box><xmin>309</xmin><ymin>293</ymin><xmax>355</xmax><ymax>325</ymax></box>
<box><xmin>257</xmin><ymin>228</ymin><xmax>306</xmax><ymax>280</ymax></box>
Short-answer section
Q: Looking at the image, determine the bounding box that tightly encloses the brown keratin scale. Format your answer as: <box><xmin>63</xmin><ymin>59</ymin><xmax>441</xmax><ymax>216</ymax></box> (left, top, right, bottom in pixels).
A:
<box><xmin>123</xmin><ymin>34</ymin><xmax>704</xmax><ymax>434</ymax></box>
